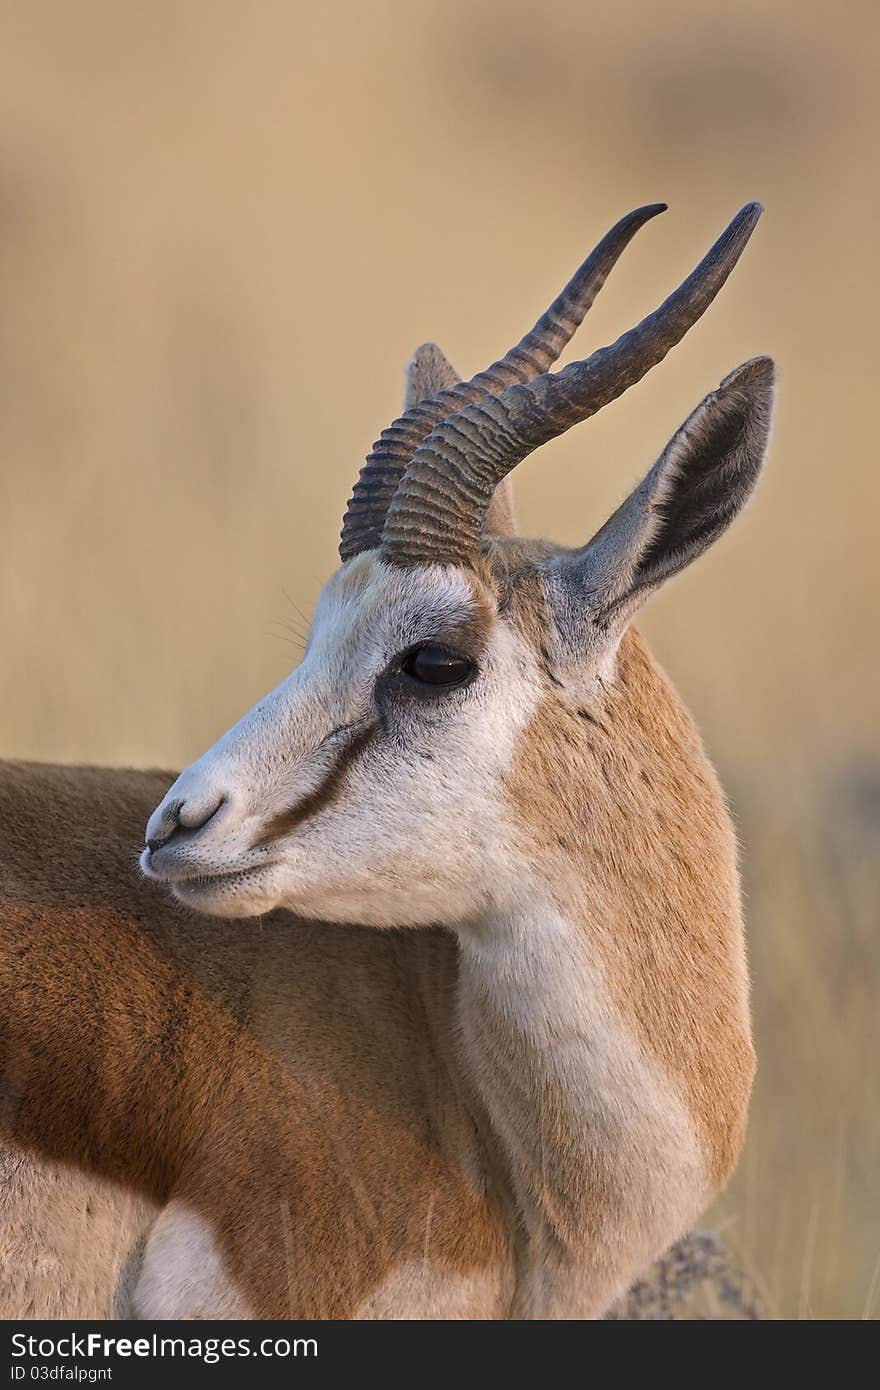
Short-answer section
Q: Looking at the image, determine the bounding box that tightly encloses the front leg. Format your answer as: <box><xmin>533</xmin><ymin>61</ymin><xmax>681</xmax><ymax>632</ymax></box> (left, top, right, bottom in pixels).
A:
<box><xmin>0</xmin><ymin>1145</ymin><xmax>156</xmax><ymax>1320</ymax></box>
<box><xmin>132</xmin><ymin>1199</ymin><xmax>254</xmax><ymax>1319</ymax></box>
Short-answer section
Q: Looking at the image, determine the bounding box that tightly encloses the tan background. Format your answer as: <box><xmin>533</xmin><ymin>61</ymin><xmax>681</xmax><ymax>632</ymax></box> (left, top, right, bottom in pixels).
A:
<box><xmin>1</xmin><ymin>1</ymin><xmax>878</xmax><ymax>1316</ymax></box>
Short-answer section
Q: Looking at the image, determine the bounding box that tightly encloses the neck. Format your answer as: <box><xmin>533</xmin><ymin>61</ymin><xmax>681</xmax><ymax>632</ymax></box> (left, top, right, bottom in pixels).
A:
<box><xmin>452</xmin><ymin>892</ymin><xmax>706</xmax><ymax>1319</ymax></box>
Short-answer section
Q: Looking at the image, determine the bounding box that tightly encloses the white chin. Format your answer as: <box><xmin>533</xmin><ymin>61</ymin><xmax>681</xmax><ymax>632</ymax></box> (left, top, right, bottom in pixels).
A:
<box><xmin>171</xmin><ymin>874</ymin><xmax>280</xmax><ymax>920</ymax></box>
<box><xmin>276</xmin><ymin>883</ymin><xmax>451</xmax><ymax>930</ymax></box>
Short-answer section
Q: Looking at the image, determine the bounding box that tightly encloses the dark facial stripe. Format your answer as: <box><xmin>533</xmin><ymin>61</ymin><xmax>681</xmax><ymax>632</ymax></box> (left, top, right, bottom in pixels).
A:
<box><xmin>253</xmin><ymin>720</ymin><xmax>380</xmax><ymax>849</ymax></box>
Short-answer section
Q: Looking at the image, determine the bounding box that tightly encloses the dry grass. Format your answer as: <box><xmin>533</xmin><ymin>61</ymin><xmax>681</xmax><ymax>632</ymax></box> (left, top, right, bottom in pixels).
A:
<box><xmin>1</xmin><ymin>1</ymin><xmax>877</xmax><ymax>1318</ymax></box>
<box><xmin>712</xmin><ymin>772</ymin><xmax>880</xmax><ymax>1319</ymax></box>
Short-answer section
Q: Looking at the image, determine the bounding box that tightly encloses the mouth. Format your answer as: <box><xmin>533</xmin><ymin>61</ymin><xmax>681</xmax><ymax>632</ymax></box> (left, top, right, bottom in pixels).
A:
<box><xmin>172</xmin><ymin>870</ymin><xmax>279</xmax><ymax>919</ymax></box>
<box><xmin>140</xmin><ymin>847</ymin><xmax>278</xmax><ymax>906</ymax></box>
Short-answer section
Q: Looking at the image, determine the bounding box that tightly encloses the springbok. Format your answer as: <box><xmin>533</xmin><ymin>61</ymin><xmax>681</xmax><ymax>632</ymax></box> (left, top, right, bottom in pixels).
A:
<box><xmin>0</xmin><ymin>202</ymin><xmax>773</xmax><ymax>1320</ymax></box>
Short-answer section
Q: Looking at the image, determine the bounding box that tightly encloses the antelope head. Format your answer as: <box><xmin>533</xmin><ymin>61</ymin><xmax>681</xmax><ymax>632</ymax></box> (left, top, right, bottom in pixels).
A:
<box><xmin>142</xmin><ymin>204</ymin><xmax>774</xmax><ymax>927</ymax></box>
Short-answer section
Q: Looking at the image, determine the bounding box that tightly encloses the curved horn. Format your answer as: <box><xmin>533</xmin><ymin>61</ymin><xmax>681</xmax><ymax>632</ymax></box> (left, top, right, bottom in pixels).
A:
<box><xmin>338</xmin><ymin>203</ymin><xmax>667</xmax><ymax>560</ymax></box>
<box><xmin>381</xmin><ymin>203</ymin><xmax>763</xmax><ymax>566</ymax></box>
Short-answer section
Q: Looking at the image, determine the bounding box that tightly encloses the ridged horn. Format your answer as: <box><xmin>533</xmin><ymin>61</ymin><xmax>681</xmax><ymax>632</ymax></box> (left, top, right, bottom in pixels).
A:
<box><xmin>380</xmin><ymin>203</ymin><xmax>763</xmax><ymax>566</ymax></box>
<box><xmin>338</xmin><ymin>203</ymin><xmax>667</xmax><ymax>560</ymax></box>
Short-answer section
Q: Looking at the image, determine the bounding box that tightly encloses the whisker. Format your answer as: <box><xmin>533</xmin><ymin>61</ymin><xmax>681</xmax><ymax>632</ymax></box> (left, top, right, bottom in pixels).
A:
<box><xmin>282</xmin><ymin>587</ymin><xmax>312</xmax><ymax>631</ymax></box>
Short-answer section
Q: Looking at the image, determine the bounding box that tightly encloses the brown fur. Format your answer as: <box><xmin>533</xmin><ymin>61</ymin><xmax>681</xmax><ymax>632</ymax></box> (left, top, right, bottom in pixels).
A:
<box><xmin>0</xmin><ymin>761</ymin><xmax>510</xmax><ymax>1317</ymax></box>
<box><xmin>505</xmin><ymin>627</ymin><xmax>755</xmax><ymax>1188</ymax></box>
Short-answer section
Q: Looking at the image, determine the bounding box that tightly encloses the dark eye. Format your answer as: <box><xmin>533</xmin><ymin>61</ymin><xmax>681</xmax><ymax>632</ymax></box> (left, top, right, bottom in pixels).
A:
<box><xmin>401</xmin><ymin>644</ymin><xmax>475</xmax><ymax>688</ymax></box>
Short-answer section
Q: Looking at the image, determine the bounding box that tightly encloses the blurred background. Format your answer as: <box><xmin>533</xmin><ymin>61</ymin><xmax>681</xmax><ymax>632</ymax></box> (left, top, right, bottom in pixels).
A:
<box><xmin>1</xmin><ymin>0</ymin><xmax>877</xmax><ymax>1317</ymax></box>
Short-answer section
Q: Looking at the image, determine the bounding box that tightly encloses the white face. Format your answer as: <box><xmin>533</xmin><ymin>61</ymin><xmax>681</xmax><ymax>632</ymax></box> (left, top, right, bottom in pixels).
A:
<box><xmin>141</xmin><ymin>553</ymin><xmax>544</xmax><ymax>924</ymax></box>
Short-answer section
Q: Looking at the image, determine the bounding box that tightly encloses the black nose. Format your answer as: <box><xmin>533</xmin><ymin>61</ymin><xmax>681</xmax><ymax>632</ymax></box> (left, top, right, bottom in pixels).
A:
<box><xmin>146</xmin><ymin>794</ymin><xmax>224</xmax><ymax>852</ymax></box>
<box><xmin>146</xmin><ymin>799</ymin><xmax>185</xmax><ymax>852</ymax></box>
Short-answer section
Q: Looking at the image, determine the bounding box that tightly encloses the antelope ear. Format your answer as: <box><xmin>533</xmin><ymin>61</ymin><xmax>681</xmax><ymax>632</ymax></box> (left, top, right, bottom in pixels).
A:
<box><xmin>404</xmin><ymin>342</ymin><xmax>460</xmax><ymax>408</ymax></box>
<box><xmin>484</xmin><ymin>476</ymin><xmax>518</xmax><ymax>539</ymax></box>
<box><xmin>402</xmin><ymin>342</ymin><xmax>519</xmax><ymax>538</ymax></box>
<box><xmin>550</xmin><ymin>357</ymin><xmax>775</xmax><ymax>632</ymax></box>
